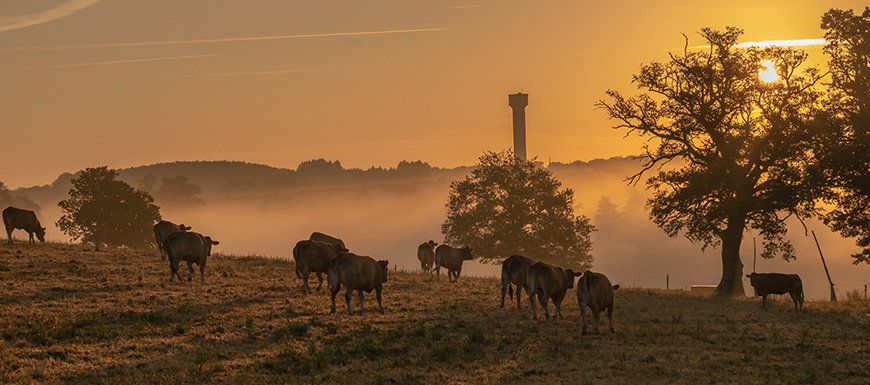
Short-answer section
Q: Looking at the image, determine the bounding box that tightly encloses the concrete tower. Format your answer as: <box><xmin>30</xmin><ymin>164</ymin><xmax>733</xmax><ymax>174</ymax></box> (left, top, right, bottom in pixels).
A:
<box><xmin>508</xmin><ymin>92</ymin><xmax>528</xmax><ymax>160</ymax></box>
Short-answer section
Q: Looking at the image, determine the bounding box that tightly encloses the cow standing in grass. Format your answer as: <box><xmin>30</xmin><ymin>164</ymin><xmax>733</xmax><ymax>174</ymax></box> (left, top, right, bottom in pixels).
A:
<box><xmin>501</xmin><ymin>255</ymin><xmax>535</xmax><ymax>309</ymax></box>
<box><xmin>527</xmin><ymin>262</ymin><xmax>581</xmax><ymax>320</ymax></box>
<box><xmin>153</xmin><ymin>220</ymin><xmax>191</xmax><ymax>260</ymax></box>
<box><xmin>417</xmin><ymin>240</ymin><xmax>437</xmax><ymax>274</ymax></box>
<box><xmin>309</xmin><ymin>232</ymin><xmax>346</xmax><ymax>251</ymax></box>
<box><xmin>746</xmin><ymin>273</ymin><xmax>804</xmax><ymax>311</ymax></box>
<box><xmin>293</xmin><ymin>240</ymin><xmax>345</xmax><ymax>293</ymax></box>
<box><xmin>165</xmin><ymin>232</ymin><xmax>219</xmax><ymax>283</ymax></box>
<box><xmin>577</xmin><ymin>270</ymin><xmax>619</xmax><ymax>335</ymax></box>
<box><xmin>3</xmin><ymin>206</ymin><xmax>46</xmax><ymax>245</ymax></box>
<box><xmin>434</xmin><ymin>245</ymin><xmax>473</xmax><ymax>283</ymax></box>
<box><xmin>328</xmin><ymin>252</ymin><xmax>388</xmax><ymax>315</ymax></box>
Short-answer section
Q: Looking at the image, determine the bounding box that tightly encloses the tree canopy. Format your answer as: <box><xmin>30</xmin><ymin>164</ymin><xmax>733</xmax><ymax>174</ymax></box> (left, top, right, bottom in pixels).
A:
<box><xmin>817</xmin><ymin>8</ymin><xmax>870</xmax><ymax>264</ymax></box>
<box><xmin>57</xmin><ymin>167</ymin><xmax>161</xmax><ymax>249</ymax></box>
<box><xmin>441</xmin><ymin>150</ymin><xmax>594</xmax><ymax>270</ymax></box>
<box><xmin>598</xmin><ymin>27</ymin><xmax>826</xmax><ymax>295</ymax></box>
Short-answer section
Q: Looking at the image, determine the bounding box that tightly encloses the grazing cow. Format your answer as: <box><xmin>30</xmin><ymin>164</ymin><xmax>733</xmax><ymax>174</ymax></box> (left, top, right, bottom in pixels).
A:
<box><xmin>501</xmin><ymin>255</ymin><xmax>536</xmax><ymax>309</ymax></box>
<box><xmin>328</xmin><ymin>252</ymin><xmax>388</xmax><ymax>315</ymax></box>
<box><xmin>746</xmin><ymin>273</ymin><xmax>804</xmax><ymax>311</ymax></box>
<box><xmin>153</xmin><ymin>220</ymin><xmax>192</xmax><ymax>260</ymax></box>
<box><xmin>576</xmin><ymin>271</ymin><xmax>619</xmax><ymax>335</ymax></box>
<box><xmin>434</xmin><ymin>244</ymin><xmax>474</xmax><ymax>283</ymax></box>
<box><xmin>527</xmin><ymin>262</ymin><xmax>581</xmax><ymax>320</ymax></box>
<box><xmin>309</xmin><ymin>232</ymin><xmax>347</xmax><ymax>251</ymax></box>
<box><xmin>417</xmin><ymin>240</ymin><xmax>438</xmax><ymax>273</ymax></box>
<box><xmin>292</xmin><ymin>240</ymin><xmax>344</xmax><ymax>293</ymax></box>
<box><xmin>3</xmin><ymin>206</ymin><xmax>46</xmax><ymax>244</ymax></box>
<box><xmin>164</xmin><ymin>232</ymin><xmax>219</xmax><ymax>283</ymax></box>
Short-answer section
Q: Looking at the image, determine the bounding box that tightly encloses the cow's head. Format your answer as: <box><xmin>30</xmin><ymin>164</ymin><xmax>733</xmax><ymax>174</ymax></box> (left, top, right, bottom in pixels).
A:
<box><xmin>427</xmin><ymin>240</ymin><xmax>438</xmax><ymax>247</ymax></box>
<box><xmin>35</xmin><ymin>226</ymin><xmax>46</xmax><ymax>242</ymax></box>
<box><xmin>202</xmin><ymin>236</ymin><xmax>219</xmax><ymax>256</ymax></box>
<box><xmin>331</xmin><ymin>243</ymin><xmax>349</xmax><ymax>254</ymax></box>
<box><xmin>378</xmin><ymin>260</ymin><xmax>389</xmax><ymax>282</ymax></box>
<box><xmin>565</xmin><ymin>269</ymin><xmax>582</xmax><ymax>289</ymax></box>
<box><xmin>460</xmin><ymin>246</ymin><xmax>474</xmax><ymax>260</ymax></box>
<box><xmin>179</xmin><ymin>224</ymin><xmax>192</xmax><ymax>231</ymax></box>
<box><xmin>745</xmin><ymin>273</ymin><xmax>755</xmax><ymax>279</ymax></box>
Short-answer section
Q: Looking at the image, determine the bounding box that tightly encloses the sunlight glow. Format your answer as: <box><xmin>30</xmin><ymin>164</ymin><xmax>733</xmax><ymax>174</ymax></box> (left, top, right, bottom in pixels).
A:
<box><xmin>759</xmin><ymin>60</ymin><xmax>779</xmax><ymax>83</ymax></box>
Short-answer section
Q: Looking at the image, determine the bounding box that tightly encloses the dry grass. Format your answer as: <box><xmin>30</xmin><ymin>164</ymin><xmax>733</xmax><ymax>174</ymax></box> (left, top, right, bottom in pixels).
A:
<box><xmin>1</xmin><ymin>242</ymin><xmax>869</xmax><ymax>384</ymax></box>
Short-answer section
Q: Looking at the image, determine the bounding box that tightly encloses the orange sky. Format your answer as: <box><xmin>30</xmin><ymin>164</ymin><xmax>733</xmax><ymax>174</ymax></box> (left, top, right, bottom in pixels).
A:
<box><xmin>0</xmin><ymin>0</ymin><xmax>864</xmax><ymax>188</ymax></box>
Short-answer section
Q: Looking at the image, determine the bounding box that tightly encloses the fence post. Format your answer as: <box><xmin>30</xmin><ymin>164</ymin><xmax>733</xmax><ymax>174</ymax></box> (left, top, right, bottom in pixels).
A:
<box><xmin>811</xmin><ymin>230</ymin><xmax>837</xmax><ymax>303</ymax></box>
<box><xmin>865</xmin><ymin>284</ymin><xmax>867</xmax><ymax>300</ymax></box>
<box><xmin>666</xmin><ymin>274</ymin><xmax>669</xmax><ymax>290</ymax></box>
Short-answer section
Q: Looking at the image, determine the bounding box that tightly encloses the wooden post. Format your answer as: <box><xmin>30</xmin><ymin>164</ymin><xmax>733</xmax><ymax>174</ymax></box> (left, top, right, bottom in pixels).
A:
<box><xmin>811</xmin><ymin>230</ymin><xmax>837</xmax><ymax>303</ymax></box>
<box><xmin>666</xmin><ymin>275</ymin><xmax>669</xmax><ymax>290</ymax></box>
<box><xmin>864</xmin><ymin>284</ymin><xmax>867</xmax><ymax>300</ymax></box>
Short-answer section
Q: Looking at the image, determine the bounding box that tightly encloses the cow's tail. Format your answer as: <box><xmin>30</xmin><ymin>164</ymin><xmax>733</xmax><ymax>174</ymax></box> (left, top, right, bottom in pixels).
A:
<box><xmin>292</xmin><ymin>243</ymin><xmax>302</xmax><ymax>279</ymax></box>
<box><xmin>578</xmin><ymin>270</ymin><xmax>592</xmax><ymax>304</ymax></box>
<box><xmin>327</xmin><ymin>254</ymin><xmax>342</xmax><ymax>291</ymax></box>
<box><xmin>501</xmin><ymin>260</ymin><xmax>513</xmax><ymax>300</ymax></box>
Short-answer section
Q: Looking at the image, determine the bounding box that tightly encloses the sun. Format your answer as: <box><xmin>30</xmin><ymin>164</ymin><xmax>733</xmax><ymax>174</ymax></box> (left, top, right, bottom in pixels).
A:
<box><xmin>759</xmin><ymin>60</ymin><xmax>779</xmax><ymax>82</ymax></box>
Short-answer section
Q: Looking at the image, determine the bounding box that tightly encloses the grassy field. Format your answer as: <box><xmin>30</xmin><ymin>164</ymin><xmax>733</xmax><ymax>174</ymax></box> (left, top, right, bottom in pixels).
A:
<box><xmin>0</xmin><ymin>242</ymin><xmax>868</xmax><ymax>384</ymax></box>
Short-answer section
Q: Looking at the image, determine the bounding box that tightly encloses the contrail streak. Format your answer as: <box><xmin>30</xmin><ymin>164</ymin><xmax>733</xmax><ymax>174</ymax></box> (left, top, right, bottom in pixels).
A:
<box><xmin>0</xmin><ymin>0</ymin><xmax>101</xmax><ymax>33</ymax></box>
<box><xmin>735</xmin><ymin>38</ymin><xmax>827</xmax><ymax>48</ymax></box>
<box><xmin>0</xmin><ymin>28</ymin><xmax>447</xmax><ymax>52</ymax></box>
<box><xmin>39</xmin><ymin>54</ymin><xmax>217</xmax><ymax>69</ymax></box>
<box><xmin>157</xmin><ymin>67</ymin><xmax>341</xmax><ymax>78</ymax></box>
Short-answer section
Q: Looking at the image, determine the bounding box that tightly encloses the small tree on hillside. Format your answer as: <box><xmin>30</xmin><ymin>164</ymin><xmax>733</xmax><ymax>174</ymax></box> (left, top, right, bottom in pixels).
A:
<box><xmin>817</xmin><ymin>8</ymin><xmax>870</xmax><ymax>263</ymax></box>
<box><xmin>598</xmin><ymin>27</ymin><xmax>826</xmax><ymax>296</ymax></box>
<box><xmin>442</xmin><ymin>150</ymin><xmax>595</xmax><ymax>269</ymax></box>
<box><xmin>57</xmin><ymin>167</ymin><xmax>161</xmax><ymax>249</ymax></box>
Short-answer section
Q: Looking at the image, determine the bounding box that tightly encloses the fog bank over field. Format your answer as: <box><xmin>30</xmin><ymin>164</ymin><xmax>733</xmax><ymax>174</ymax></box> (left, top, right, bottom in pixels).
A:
<box><xmin>13</xmin><ymin>158</ymin><xmax>868</xmax><ymax>300</ymax></box>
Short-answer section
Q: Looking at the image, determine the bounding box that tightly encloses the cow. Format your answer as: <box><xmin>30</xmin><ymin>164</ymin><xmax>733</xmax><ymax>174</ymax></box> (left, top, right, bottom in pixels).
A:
<box><xmin>164</xmin><ymin>232</ymin><xmax>219</xmax><ymax>283</ymax></box>
<box><xmin>3</xmin><ymin>206</ymin><xmax>46</xmax><ymax>244</ymax></box>
<box><xmin>746</xmin><ymin>272</ymin><xmax>804</xmax><ymax>311</ymax></box>
<box><xmin>153</xmin><ymin>220</ymin><xmax>192</xmax><ymax>260</ymax></box>
<box><xmin>328</xmin><ymin>252</ymin><xmax>388</xmax><ymax>315</ymax></box>
<box><xmin>576</xmin><ymin>271</ymin><xmax>619</xmax><ymax>335</ymax></box>
<box><xmin>501</xmin><ymin>255</ymin><xmax>536</xmax><ymax>309</ymax></box>
<box><xmin>417</xmin><ymin>240</ymin><xmax>438</xmax><ymax>273</ymax></box>
<box><xmin>292</xmin><ymin>240</ymin><xmax>344</xmax><ymax>293</ymax></box>
<box><xmin>434</xmin><ymin>244</ymin><xmax>474</xmax><ymax>283</ymax></box>
<box><xmin>527</xmin><ymin>262</ymin><xmax>581</xmax><ymax>320</ymax></box>
<box><xmin>309</xmin><ymin>232</ymin><xmax>347</xmax><ymax>251</ymax></box>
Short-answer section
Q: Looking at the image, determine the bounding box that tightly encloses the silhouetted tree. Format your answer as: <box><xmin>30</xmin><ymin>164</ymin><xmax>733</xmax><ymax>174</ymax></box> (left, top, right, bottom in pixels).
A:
<box><xmin>817</xmin><ymin>8</ymin><xmax>870</xmax><ymax>264</ymax></box>
<box><xmin>442</xmin><ymin>150</ymin><xmax>595</xmax><ymax>269</ymax></box>
<box><xmin>154</xmin><ymin>176</ymin><xmax>204</xmax><ymax>206</ymax></box>
<box><xmin>297</xmin><ymin>159</ymin><xmax>343</xmax><ymax>177</ymax></box>
<box><xmin>598</xmin><ymin>27</ymin><xmax>826</xmax><ymax>296</ymax></box>
<box><xmin>57</xmin><ymin>167</ymin><xmax>161</xmax><ymax>249</ymax></box>
<box><xmin>0</xmin><ymin>181</ymin><xmax>40</xmax><ymax>211</ymax></box>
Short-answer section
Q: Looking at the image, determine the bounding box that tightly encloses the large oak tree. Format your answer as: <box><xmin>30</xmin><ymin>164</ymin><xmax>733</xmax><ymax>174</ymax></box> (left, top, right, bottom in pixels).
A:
<box><xmin>599</xmin><ymin>28</ymin><xmax>825</xmax><ymax>296</ymax></box>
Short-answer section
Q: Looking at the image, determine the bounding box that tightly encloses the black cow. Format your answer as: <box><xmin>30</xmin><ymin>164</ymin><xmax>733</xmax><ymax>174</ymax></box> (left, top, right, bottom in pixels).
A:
<box><xmin>309</xmin><ymin>232</ymin><xmax>347</xmax><ymax>251</ymax></box>
<box><xmin>328</xmin><ymin>252</ymin><xmax>389</xmax><ymax>315</ymax></box>
<box><xmin>501</xmin><ymin>255</ymin><xmax>536</xmax><ymax>309</ymax></box>
<box><xmin>165</xmin><ymin>232</ymin><xmax>219</xmax><ymax>283</ymax></box>
<box><xmin>154</xmin><ymin>220</ymin><xmax>192</xmax><ymax>260</ymax></box>
<box><xmin>434</xmin><ymin>245</ymin><xmax>474</xmax><ymax>283</ymax></box>
<box><xmin>292</xmin><ymin>240</ymin><xmax>344</xmax><ymax>293</ymax></box>
<box><xmin>577</xmin><ymin>271</ymin><xmax>619</xmax><ymax>335</ymax></box>
<box><xmin>746</xmin><ymin>273</ymin><xmax>804</xmax><ymax>311</ymax></box>
<box><xmin>3</xmin><ymin>206</ymin><xmax>46</xmax><ymax>244</ymax></box>
<box><xmin>527</xmin><ymin>262</ymin><xmax>581</xmax><ymax>320</ymax></box>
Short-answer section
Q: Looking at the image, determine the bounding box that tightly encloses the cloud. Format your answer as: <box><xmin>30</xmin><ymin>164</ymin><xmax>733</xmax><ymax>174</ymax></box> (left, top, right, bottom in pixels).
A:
<box><xmin>157</xmin><ymin>67</ymin><xmax>341</xmax><ymax>79</ymax></box>
<box><xmin>0</xmin><ymin>0</ymin><xmax>101</xmax><ymax>33</ymax></box>
<box><xmin>0</xmin><ymin>28</ymin><xmax>447</xmax><ymax>52</ymax></box>
<box><xmin>39</xmin><ymin>54</ymin><xmax>217</xmax><ymax>69</ymax></box>
<box><xmin>735</xmin><ymin>38</ymin><xmax>827</xmax><ymax>48</ymax></box>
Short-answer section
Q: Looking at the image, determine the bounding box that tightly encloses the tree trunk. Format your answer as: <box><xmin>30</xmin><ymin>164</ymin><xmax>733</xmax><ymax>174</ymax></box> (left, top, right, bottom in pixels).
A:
<box><xmin>716</xmin><ymin>217</ymin><xmax>746</xmax><ymax>297</ymax></box>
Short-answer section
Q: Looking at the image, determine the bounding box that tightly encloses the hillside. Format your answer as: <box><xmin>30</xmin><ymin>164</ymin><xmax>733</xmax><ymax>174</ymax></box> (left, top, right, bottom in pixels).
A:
<box><xmin>1</xmin><ymin>243</ymin><xmax>868</xmax><ymax>384</ymax></box>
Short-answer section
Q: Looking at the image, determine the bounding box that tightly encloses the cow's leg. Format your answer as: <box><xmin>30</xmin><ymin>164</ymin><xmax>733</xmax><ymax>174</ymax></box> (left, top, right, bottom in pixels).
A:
<box><xmin>517</xmin><ymin>285</ymin><xmax>524</xmax><ymax>309</ymax></box>
<box><xmin>345</xmin><ymin>287</ymin><xmax>353</xmax><ymax>315</ymax></box>
<box><xmin>435</xmin><ymin>265</ymin><xmax>440</xmax><ymax>281</ymax></box>
<box><xmin>580</xmin><ymin>303</ymin><xmax>589</xmax><ymax>335</ymax></box>
<box><xmin>592</xmin><ymin>307</ymin><xmax>601</xmax><ymax>334</ymax></box>
<box><xmin>29</xmin><ymin>231</ymin><xmax>34</xmax><ymax>244</ymax></box>
<box><xmin>329</xmin><ymin>282</ymin><xmax>340</xmax><ymax>314</ymax></box>
<box><xmin>541</xmin><ymin>296</ymin><xmax>550</xmax><ymax>320</ymax></box>
<box><xmin>455</xmin><ymin>267</ymin><xmax>462</xmax><ymax>282</ymax></box>
<box><xmin>762</xmin><ymin>295</ymin><xmax>767</xmax><ymax>309</ymax></box>
<box><xmin>186</xmin><ymin>261</ymin><xmax>194</xmax><ymax>282</ymax></box>
<box><xmin>790</xmin><ymin>292</ymin><xmax>799</xmax><ymax>311</ymax></box>
<box><xmin>554</xmin><ymin>293</ymin><xmax>565</xmax><ymax>319</ymax></box>
<box><xmin>6</xmin><ymin>227</ymin><xmax>12</xmax><ymax>245</ymax></box>
<box><xmin>169</xmin><ymin>259</ymin><xmax>179</xmax><ymax>282</ymax></box>
<box><xmin>315</xmin><ymin>272</ymin><xmax>324</xmax><ymax>291</ymax></box>
<box><xmin>376</xmin><ymin>286</ymin><xmax>385</xmax><ymax>314</ymax></box>
<box><xmin>607</xmin><ymin>303</ymin><xmax>615</xmax><ymax>333</ymax></box>
<box><xmin>358</xmin><ymin>290</ymin><xmax>365</xmax><ymax>312</ymax></box>
<box><xmin>301</xmin><ymin>270</ymin><xmax>311</xmax><ymax>293</ymax></box>
<box><xmin>500</xmin><ymin>281</ymin><xmax>507</xmax><ymax>308</ymax></box>
<box><xmin>199</xmin><ymin>260</ymin><xmax>206</xmax><ymax>283</ymax></box>
<box><xmin>529</xmin><ymin>291</ymin><xmax>537</xmax><ymax>319</ymax></box>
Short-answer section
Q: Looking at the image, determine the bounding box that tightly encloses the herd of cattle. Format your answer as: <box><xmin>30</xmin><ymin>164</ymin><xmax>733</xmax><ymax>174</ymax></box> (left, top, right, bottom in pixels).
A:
<box><xmin>3</xmin><ymin>205</ymin><xmax>808</xmax><ymax>326</ymax></box>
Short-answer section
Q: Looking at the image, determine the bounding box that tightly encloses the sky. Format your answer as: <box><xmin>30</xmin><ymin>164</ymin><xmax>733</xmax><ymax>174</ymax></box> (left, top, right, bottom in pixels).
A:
<box><xmin>1</xmin><ymin>0</ymin><xmax>866</xmax><ymax>188</ymax></box>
